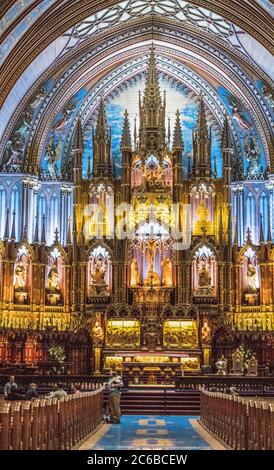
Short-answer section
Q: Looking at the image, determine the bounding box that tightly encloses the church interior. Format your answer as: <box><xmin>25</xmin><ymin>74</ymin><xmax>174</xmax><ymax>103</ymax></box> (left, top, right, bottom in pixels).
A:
<box><xmin>0</xmin><ymin>0</ymin><xmax>274</xmax><ymax>452</ymax></box>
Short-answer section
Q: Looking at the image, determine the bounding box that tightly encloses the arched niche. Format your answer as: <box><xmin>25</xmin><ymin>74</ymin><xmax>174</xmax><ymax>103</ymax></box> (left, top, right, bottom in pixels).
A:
<box><xmin>87</xmin><ymin>182</ymin><xmax>114</xmax><ymax>239</ymax></box>
<box><xmin>13</xmin><ymin>245</ymin><xmax>31</xmax><ymax>304</ymax></box>
<box><xmin>143</xmin><ymin>154</ymin><xmax>172</xmax><ymax>191</ymax></box>
<box><xmin>241</xmin><ymin>246</ymin><xmax>260</xmax><ymax>306</ymax></box>
<box><xmin>87</xmin><ymin>245</ymin><xmax>112</xmax><ymax>298</ymax></box>
<box><xmin>190</xmin><ymin>180</ymin><xmax>215</xmax><ymax>236</ymax></box>
<box><xmin>45</xmin><ymin>247</ymin><xmax>65</xmax><ymax>306</ymax></box>
<box><xmin>131</xmin><ymin>156</ymin><xmax>143</xmax><ymax>188</ymax></box>
<box><xmin>192</xmin><ymin>245</ymin><xmax>217</xmax><ymax>297</ymax></box>
<box><xmin>129</xmin><ymin>220</ymin><xmax>173</xmax><ymax>287</ymax></box>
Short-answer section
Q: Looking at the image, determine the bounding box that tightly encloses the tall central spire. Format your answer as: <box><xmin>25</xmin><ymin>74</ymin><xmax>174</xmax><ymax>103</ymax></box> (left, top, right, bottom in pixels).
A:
<box><xmin>138</xmin><ymin>46</ymin><xmax>166</xmax><ymax>154</ymax></box>
<box><xmin>142</xmin><ymin>46</ymin><xmax>163</xmax><ymax>112</ymax></box>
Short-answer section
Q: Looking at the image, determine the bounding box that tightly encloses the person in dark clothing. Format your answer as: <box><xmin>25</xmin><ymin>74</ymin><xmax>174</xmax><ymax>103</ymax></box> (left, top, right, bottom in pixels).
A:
<box><xmin>25</xmin><ymin>383</ymin><xmax>39</xmax><ymax>399</ymax></box>
<box><xmin>6</xmin><ymin>384</ymin><xmax>20</xmax><ymax>400</ymax></box>
<box><xmin>4</xmin><ymin>376</ymin><xmax>18</xmax><ymax>398</ymax></box>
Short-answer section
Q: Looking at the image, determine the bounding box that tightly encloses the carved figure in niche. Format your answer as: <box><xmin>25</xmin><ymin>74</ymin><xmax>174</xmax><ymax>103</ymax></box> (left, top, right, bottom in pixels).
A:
<box><xmin>4</xmin><ymin>134</ymin><xmax>23</xmax><ymax>169</ymax></box>
<box><xmin>198</xmin><ymin>262</ymin><xmax>211</xmax><ymax>288</ymax></box>
<box><xmin>130</xmin><ymin>258</ymin><xmax>140</xmax><ymax>287</ymax></box>
<box><xmin>196</xmin><ymin>200</ymin><xmax>209</xmax><ymax>223</ymax></box>
<box><xmin>145</xmin><ymin>162</ymin><xmax>165</xmax><ymax>189</ymax></box>
<box><xmin>246</xmin><ymin>263</ymin><xmax>257</xmax><ymax>293</ymax></box>
<box><xmin>48</xmin><ymin>265</ymin><xmax>60</xmax><ymax>292</ymax></box>
<box><xmin>161</xmin><ymin>257</ymin><xmax>173</xmax><ymax>287</ymax></box>
<box><xmin>45</xmin><ymin>138</ymin><xmax>62</xmax><ymax>179</ymax></box>
<box><xmin>244</xmin><ymin>134</ymin><xmax>261</xmax><ymax>178</ymax></box>
<box><xmin>262</xmin><ymin>85</ymin><xmax>274</xmax><ymax>109</ymax></box>
<box><xmin>17</xmin><ymin>109</ymin><xmax>32</xmax><ymax>142</ymax></box>
<box><xmin>92</xmin><ymin>314</ymin><xmax>104</xmax><ymax>343</ymax></box>
<box><xmin>144</xmin><ymin>239</ymin><xmax>160</xmax><ymax>287</ymax></box>
<box><xmin>14</xmin><ymin>262</ymin><xmax>26</xmax><ymax>290</ymax></box>
<box><xmin>30</xmin><ymin>86</ymin><xmax>46</xmax><ymax>111</ymax></box>
<box><xmin>91</xmin><ymin>259</ymin><xmax>106</xmax><ymax>285</ymax></box>
<box><xmin>201</xmin><ymin>320</ymin><xmax>211</xmax><ymax>343</ymax></box>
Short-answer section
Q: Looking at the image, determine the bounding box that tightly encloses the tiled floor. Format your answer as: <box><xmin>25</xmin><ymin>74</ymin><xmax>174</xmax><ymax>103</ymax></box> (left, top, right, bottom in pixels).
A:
<box><xmin>79</xmin><ymin>416</ymin><xmax>223</xmax><ymax>450</ymax></box>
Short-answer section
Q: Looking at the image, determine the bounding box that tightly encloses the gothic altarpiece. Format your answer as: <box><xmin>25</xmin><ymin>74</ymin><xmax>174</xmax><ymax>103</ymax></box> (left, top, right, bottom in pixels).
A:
<box><xmin>0</xmin><ymin>50</ymin><xmax>273</xmax><ymax>377</ymax></box>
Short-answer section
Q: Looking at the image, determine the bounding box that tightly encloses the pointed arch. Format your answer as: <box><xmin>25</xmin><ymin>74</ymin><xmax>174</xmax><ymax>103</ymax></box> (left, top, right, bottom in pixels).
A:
<box><xmin>192</xmin><ymin>244</ymin><xmax>218</xmax><ymax>296</ymax></box>
<box><xmin>87</xmin><ymin>243</ymin><xmax>112</xmax><ymax>297</ymax></box>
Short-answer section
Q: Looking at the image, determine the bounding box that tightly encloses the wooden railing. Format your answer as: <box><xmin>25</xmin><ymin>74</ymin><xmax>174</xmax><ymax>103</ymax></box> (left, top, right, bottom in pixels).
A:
<box><xmin>200</xmin><ymin>389</ymin><xmax>274</xmax><ymax>450</ymax></box>
<box><xmin>0</xmin><ymin>388</ymin><xmax>103</xmax><ymax>450</ymax></box>
<box><xmin>175</xmin><ymin>376</ymin><xmax>274</xmax><ymax>393</ymax></box>
<box><xmin>0</xmin><ymin>375</ymin><xmax>109</xmax><ymax>392</ymax></box>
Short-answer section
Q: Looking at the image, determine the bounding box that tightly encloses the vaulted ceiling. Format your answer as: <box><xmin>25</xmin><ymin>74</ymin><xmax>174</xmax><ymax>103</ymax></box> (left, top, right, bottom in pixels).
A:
<box><xmin>0</xmin><ymin>0</ymin><xmax>273</xmax><ymax>172</ymax></box>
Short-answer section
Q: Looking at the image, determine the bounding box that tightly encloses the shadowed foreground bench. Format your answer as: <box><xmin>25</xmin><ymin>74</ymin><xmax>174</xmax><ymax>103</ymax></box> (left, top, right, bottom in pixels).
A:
<box><xmin>200</xmin><ymin>389</ymin><xmax>274</xmax><ymax>450</ymax></box>
<box><xmin>0</xmin><ymin>387</ymin><xmax>103</xmax><ymax>450</ymax></box>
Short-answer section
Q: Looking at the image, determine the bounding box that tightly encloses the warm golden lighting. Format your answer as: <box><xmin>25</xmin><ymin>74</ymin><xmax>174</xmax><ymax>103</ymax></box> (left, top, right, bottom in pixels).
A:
<box><xmin>106</xmin><ymin>319</ymin><xmax>140</xmax><ymax>347</ymax></box>
<box><xmin>163</xmin><ymin>320</ymin><xmax>198</xmax><ymax>348</ymax></box>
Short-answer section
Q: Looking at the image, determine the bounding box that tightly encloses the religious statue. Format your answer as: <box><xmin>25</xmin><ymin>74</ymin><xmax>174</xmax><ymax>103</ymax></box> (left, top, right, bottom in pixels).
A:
<box><xmin>244</xmin><ymin>134</ymin><xmax>261</xmax><ymax>179</ymax></box>
<box><xmin>262</xmin><ymin>85</ymin><xmax>274</xmax><ymax>109</ymax></box>
<box><xmin>91</xmin><ymin>259</ymin><xmax>106</xmax><ymax>285</ymax></box>
<box><xmin>48</xmin><ymin>265</ymin><xmax>60</xmax><ymax>292</ymax></box>
<box><xmin>14</xmin><ymin>262</ymin><xmax>27</xmax><ymax>290</ymax></box>
<box><xmin>130</xmin><ymin>258</ymin><xmax>140</xmax><ymax>287</ymax></box>
<box><xmin>201</xmin><ymin>320</ymin><xmax>211</xmax><ymax>343</ymax></box>
<box><xmin>145</xmin><ymin>162</ymin><xmax>165</xmax><ymax>189</ymax></box>
<box><xmin>196</xmin><ymin>201</ymin><xmax>209</xmax><ymax>223</ymax></box>
<box><xmin>198</xmin><ymin>263</ymin><xmax>211</xmax><ymax>288</ymax></box>
<box><xmin>143</xmin><ymin>238</ymin><xmax>161</xmax><ymax>287</ymax></box>
<box><xmin>45</xmin><ymin>138</ymin><xmax>62</xmax><ymax>180</ymax></box>
<box><xmin>246</xmin><ymin>263</ymin><xmax>257</xmax><ymax>293</ymax></box>
<box><xmin>161</xmin><ymin>257</ymin><xmax>173</xmax><ymax>287</ymax></box>
<box><xmin>92</xmin><ymin>316</ymin><xmax>104</xmax><ymax>343</ymax></box>
<box><xmin>4</xmin><ymin>134</ymin><xmax>23</xmax><ymax>170</ymax></box>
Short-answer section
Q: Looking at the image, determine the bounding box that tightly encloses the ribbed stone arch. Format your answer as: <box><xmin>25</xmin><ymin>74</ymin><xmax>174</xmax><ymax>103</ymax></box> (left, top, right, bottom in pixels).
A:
<box><xmin>23</xmin><ymin>38</ymin><xmax>272</xmax><ymax>170</ymax></box>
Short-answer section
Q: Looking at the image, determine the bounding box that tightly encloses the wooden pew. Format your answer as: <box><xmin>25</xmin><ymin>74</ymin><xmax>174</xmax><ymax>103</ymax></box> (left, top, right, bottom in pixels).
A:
<box><xmin>0</xmin><ymin>387</ymin><xmax>103</xmax><ymax>450</ymax></box>
<box><xmin>200</xmin><ymin>389</ymin><xmax>274</xmax><ymax>450</ymax></box>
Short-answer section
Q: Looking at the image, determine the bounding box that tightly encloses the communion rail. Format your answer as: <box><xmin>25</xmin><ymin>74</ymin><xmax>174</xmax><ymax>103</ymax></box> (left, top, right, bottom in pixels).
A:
<box><xmin>200</xmin><ymin>389</ymin><xmax>274</xmax><ymax>450</ymax></box>
<box><xmin>175</xmin><ymin>376</ymin><xmax>274</xmax><ymax>394</ymax></box>
<box><xmin>0</xmin><ymin>387</ymin><xmax>103</xmax><ymax>450</ymax></box>
<box><xmin>0</xmin><ymin>375</ymin><xmax>109</xmax><ymax>394</ymax></box>
<box><xmin>1</xmin><ymin>375</ymin><xmax>274</xmax><ymax>395</ymax></box>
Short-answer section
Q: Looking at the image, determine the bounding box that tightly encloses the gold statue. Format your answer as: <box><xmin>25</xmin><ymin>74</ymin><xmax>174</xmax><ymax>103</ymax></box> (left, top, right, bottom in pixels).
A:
<box><xmin>48</xmin><ymin>265</ymin><xmax>60</xmax><ymax>292</ymax></box>
<box><xmin>147</xmin><ymin>239</ymin><xmax>155</xmax><ymax>272</ymax></box>
<box><xmin>14</xmin><ymin>262</ymin><xmax>26</xmax><ymax>290</ymax></box>
<box><xmin>144</xmin><ymin>238</ymin><xmax>161</xmax><ymax>287</ymax></box>
<box><xmin>201</xmin><ymin>320</ymin><xmax>211</xmax><ymax>343</ymax></box>
<box><xmin>91</xmin><ymin>259</ymin><xmax>106</xmax><ymax>285</ymax></box>
<box><xmin>196</xmin><ymin>200</ymin><xmax>209</xmax><ymax>223</ymax></box>
<box><xmin>92</xmin><ymin>319</ymin><xmax>104</xmax><ymax>343</ymax></box>
<box><xmin>198</xmin><ymin>262</ymin><xmax>211</xmax><ymax>288</ymax></box>
<box><xmin>161</xmin><ymin>257</ymin><xmax>173</xmax><ymax>287</ymax></box>
<box><xmin>130</xmin><ymin>258</ymin><xmax>140</xmax><ymax>287</ymax></box>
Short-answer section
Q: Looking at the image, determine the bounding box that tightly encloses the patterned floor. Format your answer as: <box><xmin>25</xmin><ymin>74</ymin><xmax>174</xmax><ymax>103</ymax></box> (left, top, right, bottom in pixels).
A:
<box><xmin>80</xmin><ymin>416</ymin><xmax>220</xmax><ymax>450</ymax></box>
